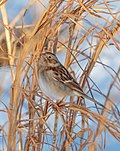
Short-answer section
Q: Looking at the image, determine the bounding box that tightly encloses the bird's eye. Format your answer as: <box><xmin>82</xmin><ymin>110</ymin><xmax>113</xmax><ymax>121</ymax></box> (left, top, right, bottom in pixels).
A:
<box><xmin>48</xmin><ymin>55</ymin><xmax>51</xmax><ymax>59</ymax></box>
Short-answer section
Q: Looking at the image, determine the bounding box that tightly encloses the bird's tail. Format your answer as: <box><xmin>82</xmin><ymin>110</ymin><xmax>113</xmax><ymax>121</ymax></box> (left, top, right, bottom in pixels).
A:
<box><xmin>73</xmin><ymin>90</ymin><xmax>104</xmax><ymax>108</ymax></box>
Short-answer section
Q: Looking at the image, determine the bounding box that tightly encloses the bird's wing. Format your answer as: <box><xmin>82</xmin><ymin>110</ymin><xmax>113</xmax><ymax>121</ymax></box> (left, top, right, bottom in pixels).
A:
<box><xmin>53</xmin><ymin>64</ymin><xmax>84</xmax><ymax>94</ymax></box>
<box><xmin>52</xmin><ymin>65</ymin><xmax>105</xmax><ymax>108</ymax></box>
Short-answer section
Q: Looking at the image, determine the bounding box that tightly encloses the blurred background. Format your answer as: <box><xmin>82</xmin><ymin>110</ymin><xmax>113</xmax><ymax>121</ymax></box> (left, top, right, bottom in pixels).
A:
<box><xmin>0</xmin><ymin>0</ymin><xmax>120</xmax><ymax>150</ymax></box>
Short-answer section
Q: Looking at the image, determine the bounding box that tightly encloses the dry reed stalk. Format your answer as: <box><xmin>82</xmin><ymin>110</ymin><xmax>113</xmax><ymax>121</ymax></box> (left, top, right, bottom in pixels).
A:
<box><xmin>1</xmin><ymin>4</ymin><xmax>15</xmax><ymax>81</ymax></box>
<box><xmin>0</xmin><ymin>0</ymin><xmax>7</xmax><ymax>6</ymax></box>
<box><xmin>83</xmin><ymin>21</ymin><xmax>120</xmax><ymax>151</ymax></box>
<box><xmin>51</xmin><ymin>111</ymin><xmax>58</xmax><ymax>151</ymax></box>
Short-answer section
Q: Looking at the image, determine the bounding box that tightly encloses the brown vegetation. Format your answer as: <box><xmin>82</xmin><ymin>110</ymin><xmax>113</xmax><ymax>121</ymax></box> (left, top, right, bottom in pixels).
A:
<box><xmin>0</xmin><ymin>0</ymin><xmax>120</xmax><ymax>150</ymax></box>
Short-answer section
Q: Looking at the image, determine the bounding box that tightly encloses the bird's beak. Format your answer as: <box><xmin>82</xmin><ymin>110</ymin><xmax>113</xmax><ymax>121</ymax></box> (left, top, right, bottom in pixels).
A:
<box><xmin>40</xmin><ymin>53</ymin><xmax>47</xmax><ymax>62</ymax></box>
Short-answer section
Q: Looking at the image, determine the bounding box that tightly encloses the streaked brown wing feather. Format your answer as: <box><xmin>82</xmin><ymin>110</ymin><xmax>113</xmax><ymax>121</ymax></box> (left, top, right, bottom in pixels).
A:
<box><xmin>53</xmin><ymin>64</ymin><xmax>84</xmax><ymax>94</ymax></box>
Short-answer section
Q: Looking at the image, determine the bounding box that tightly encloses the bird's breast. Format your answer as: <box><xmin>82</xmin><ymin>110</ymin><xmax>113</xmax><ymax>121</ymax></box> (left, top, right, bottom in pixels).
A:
<box><xmin>38</xmin><ymin>70</ymin><xmax>73</xmax><ymax>100</ymax></box>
